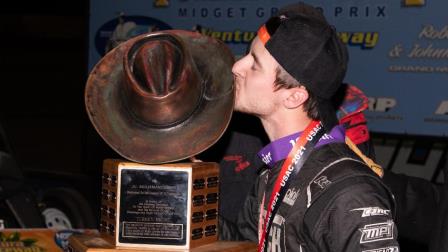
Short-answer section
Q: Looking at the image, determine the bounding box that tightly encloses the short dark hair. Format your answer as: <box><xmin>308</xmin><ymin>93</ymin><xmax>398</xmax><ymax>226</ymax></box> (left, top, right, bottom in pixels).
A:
<box><xmin>274</xmin><ymin>65</ymin><xmax>319</xmax><ymax>120</ymax></box>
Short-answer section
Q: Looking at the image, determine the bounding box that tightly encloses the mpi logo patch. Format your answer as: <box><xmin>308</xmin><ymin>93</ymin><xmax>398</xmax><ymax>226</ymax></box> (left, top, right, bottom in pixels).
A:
<box><xmin>360</xmin><ymin>221</ymin><xmax>394</xmax><ymax>244</ymax></box>
<box><xmin>362</xmin><ymin>246</ymin><xmax>399</xmax><ymax>252</ymax></box>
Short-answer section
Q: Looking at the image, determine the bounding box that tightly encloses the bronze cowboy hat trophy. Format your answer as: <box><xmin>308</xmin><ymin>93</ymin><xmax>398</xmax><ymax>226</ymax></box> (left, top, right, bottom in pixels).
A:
<box><xmin>85</xmin><ymin>30</ymin><xmax>235</xmax><ymax>164</ymax></box>
<box><xmin>79</xmin><ymin>30</ymin><xmax>242</xmax><ymax>250</ymax></box>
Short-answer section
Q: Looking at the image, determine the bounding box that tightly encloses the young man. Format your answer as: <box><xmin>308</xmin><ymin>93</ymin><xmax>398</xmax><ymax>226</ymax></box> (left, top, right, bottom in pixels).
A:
<box><xmin>231</xmin><ymin>2</ymin><xmax>399</xmax><ymax>251</ymax></box>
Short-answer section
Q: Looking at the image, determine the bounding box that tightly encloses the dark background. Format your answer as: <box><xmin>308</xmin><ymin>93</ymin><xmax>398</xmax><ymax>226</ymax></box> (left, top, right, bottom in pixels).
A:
<box><xmin>0</xmin><ymin>1</ymin><xmax>121</xmax><ymax>226</ymax></box>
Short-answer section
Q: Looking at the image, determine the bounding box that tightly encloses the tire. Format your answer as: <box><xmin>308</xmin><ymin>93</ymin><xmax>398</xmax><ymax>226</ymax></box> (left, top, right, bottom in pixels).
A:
<box><xmin>39</xmin><ymin>187</ymin><xmax>96</xmax><ymax>228</ymax></box>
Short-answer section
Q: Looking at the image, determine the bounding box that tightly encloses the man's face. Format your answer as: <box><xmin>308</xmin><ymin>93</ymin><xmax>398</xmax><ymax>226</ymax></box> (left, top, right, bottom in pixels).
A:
<box><xmin>232</xmin><ymin>37</ymin><xmax>281</xmax><ymax>117</ymax></box>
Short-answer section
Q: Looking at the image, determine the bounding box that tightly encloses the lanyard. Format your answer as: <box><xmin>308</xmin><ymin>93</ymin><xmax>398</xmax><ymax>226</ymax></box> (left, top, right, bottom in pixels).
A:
<box><xmin>258</xmin><ymin>125</ymin><xmax>345</xmax><ymax>168</ymax></box>
<box><xmin>258</xmin><ymin>120</ymin><xmax>325</xmax><ymax>252</ymax></box>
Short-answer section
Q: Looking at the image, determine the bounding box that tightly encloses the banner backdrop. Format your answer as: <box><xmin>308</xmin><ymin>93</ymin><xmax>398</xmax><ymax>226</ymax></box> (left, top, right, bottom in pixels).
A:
<box><xmin>89</xmin><ymin>0</ymin><xmax>448</xmax><ymax>137</ymax></box>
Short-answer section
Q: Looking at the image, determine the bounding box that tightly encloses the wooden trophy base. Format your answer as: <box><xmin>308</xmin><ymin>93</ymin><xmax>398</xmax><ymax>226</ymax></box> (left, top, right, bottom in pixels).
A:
<box><xmin>100</xmin><ymin>160</ymin><xmax>222</xmax><ymax>249</ymax></box>
<box><xmin>68</xmin><ymin>233</ymin><xmax>257</xmax><ymax>252</ymax></box>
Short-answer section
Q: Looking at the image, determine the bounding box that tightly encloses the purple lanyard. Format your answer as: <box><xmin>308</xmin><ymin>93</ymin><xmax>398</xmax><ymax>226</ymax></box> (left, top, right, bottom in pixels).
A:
<box><xmin>258</xmin><ymin>125</ymin><xmax>346</xmax><ymax>168</ymax></box>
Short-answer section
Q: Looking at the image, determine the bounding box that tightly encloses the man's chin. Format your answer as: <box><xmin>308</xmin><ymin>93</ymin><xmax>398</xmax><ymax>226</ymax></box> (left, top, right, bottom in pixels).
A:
<box><xmin>233</xmin><ymin>106</ymin><xmax>255</xmax><ymax>116</ymax></box>
<box><xmin>233</xmin><ymin>103</ymin><xmax>244</xmax><ymax>113</ymax></box>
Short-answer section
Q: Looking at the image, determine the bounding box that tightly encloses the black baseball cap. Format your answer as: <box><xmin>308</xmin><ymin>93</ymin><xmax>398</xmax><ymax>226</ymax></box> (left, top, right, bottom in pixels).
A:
<box><xmin>258</xmin><ymin>2</ymin><xmax>348</xmax><ymax>132</ymax></box>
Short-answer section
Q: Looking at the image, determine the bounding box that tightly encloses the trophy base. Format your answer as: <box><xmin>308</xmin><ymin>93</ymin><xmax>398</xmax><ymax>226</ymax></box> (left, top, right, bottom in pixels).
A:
<box><xmin>101</xmin><ymin>160</ymin><xmax>220</xmax><ymax>249</ymax></box>
<box><xmin>68</xmin><ymin>233</ymin><xmax>257</xmax><ymax>252</ymax></box>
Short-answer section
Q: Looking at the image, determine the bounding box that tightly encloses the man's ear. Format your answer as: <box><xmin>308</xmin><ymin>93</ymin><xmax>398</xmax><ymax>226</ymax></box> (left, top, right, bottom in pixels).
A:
<box><xmin>283</xmin><ymin>86</ymin><xmax>309</xmax><ymax>109</ymax></box>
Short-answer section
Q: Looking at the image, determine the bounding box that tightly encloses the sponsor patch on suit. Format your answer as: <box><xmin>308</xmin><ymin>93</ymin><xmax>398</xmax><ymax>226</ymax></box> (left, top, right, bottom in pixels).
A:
<box><xmin>362</xmin><ymin>246</ymin><xmax>399</xmax><ymax>252</ymax></box>
<box><xmin>359</xmin><ymin>221</ymin><xmax>394</xmax><ymax>244</ymax></box>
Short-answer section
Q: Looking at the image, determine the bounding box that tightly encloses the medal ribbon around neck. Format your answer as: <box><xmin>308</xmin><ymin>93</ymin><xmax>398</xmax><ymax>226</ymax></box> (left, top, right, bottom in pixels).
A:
<box><xmin>258</xmin><ymin>120</ymin><xmax>325</xmax><ymax>252</ymax></box>
<box><xmin>258</xmin><ymin>125</ymin><xmax>345</xmax><ymax>168</ymax></box>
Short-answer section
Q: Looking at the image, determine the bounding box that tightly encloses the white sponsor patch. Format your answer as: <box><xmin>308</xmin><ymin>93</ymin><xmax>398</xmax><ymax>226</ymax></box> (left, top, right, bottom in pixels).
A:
<box><xmin>313</xmin><ymin>176</ymin><xmax>331</xmax><ymax>189</ymax></box>
<box><xmin>268</xmin><ymin>213</ymin><xmax>285</xmax><ymax>252</ymax></box>
<box><xmin>283</xmin><ymin>188</ymin><xmax>299</xmax><ymax>206</ymax></box>
<box><xmin>360</xmin><ymin>221</ymin><xmax>394</xmax><ymax>244</ymax></box>
<box><xmin>362</xmin><ymin>246</ymin><xmax>399</xmax><ymax>252</ymax></box>
<box><xmin>351</xmin><ymin>207</ymin><xmax>391</xmax><ymax>217</ymax></box>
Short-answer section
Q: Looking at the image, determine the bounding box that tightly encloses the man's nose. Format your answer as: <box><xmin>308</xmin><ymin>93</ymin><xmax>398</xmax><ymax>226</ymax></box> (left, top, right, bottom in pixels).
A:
<box><xmin>232</xmin><ymin>58</ymin><xmax>245</xmax><ymax>78</ymax></box>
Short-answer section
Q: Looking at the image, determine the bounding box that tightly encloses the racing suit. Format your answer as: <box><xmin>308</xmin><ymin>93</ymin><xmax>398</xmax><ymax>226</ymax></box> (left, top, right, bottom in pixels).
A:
<box><xmin>236</xmin><ymin>142</ymin><xmax>400</xmax><ymax>252</ymax></box>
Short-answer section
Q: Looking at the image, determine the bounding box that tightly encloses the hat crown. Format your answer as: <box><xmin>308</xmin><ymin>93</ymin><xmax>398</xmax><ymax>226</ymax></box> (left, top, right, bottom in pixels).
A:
<box><xmin>123</xmin><ymin>35</ymin><xmax>202</xmax><ymax>127</ymax></box>
<box><xmin>132</xmin><ymin>40</ymin><xmax>181</xmax><ymax>95</ymax></box>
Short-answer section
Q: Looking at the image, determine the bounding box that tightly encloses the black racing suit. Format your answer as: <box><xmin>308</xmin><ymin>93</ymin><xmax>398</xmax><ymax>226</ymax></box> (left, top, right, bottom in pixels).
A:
<box><xmin>235</xmin><ymin>143</ymin><xmax>400</xmax><ymax>252</ymax></box>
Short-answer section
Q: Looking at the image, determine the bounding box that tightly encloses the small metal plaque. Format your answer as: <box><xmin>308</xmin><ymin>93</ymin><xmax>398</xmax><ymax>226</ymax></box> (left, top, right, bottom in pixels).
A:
<box><xmin>117</xmin><ymin>168</ymin><xmax>189</xmax><ymax>246</ymax></box>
